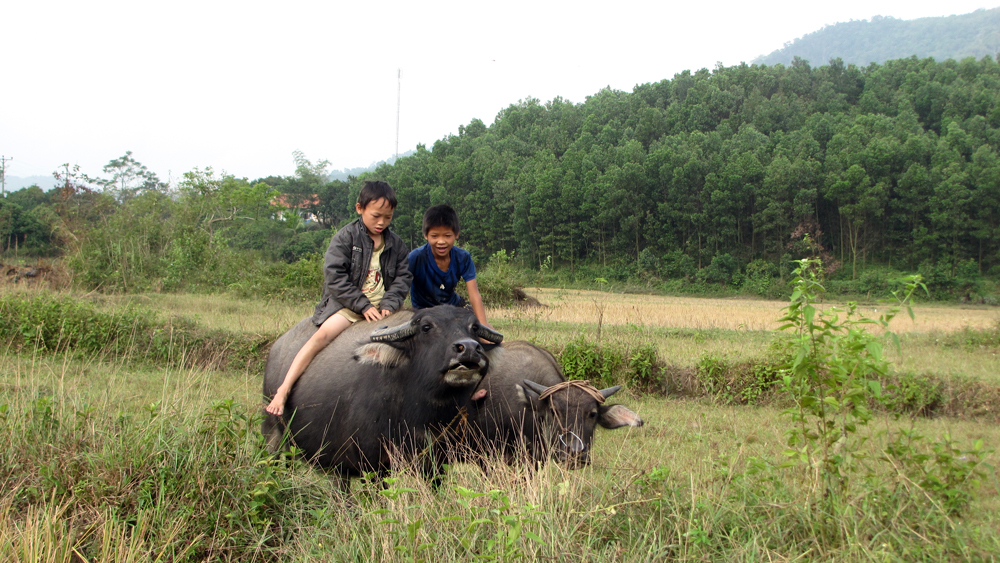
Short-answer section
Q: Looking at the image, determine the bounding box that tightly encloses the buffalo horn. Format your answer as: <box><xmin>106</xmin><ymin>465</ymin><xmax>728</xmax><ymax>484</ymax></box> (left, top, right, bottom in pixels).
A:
<box><xmin>599</xmin><ymin>385</ymin><xmax>622</xmax><ymax>400</ymax></box>
<box><xmin>521</xmin><ymin>379</ymin><xmax>549</xmax><ymax>395</ymax></box>
<box><xmin>475</xmin><ymin>325</ymin><xmax>504</xmax><ymax>343</ymax></box>
<box><xmin>370</xmin><ymin>322</ymin><xmax>418</xmax><ymax>342</ymax></box>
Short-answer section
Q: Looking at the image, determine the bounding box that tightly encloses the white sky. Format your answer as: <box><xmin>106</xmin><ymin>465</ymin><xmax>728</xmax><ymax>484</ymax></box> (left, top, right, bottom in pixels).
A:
<box><xmin>3</xmin><ymin>0</ymin><xmax>998</xmax><ymax>185</ymax></box>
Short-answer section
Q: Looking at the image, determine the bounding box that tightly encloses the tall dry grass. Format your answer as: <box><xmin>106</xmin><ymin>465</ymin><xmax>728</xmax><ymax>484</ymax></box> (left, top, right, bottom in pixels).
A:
<box><xmin>497</xmin><ymin>288</ymin><xmax>1000</xmax><ymax>333</ymax></box>
<box><xmin>2</xmin><ymin>345</ymin><xmax>999</xmax><ymax>561</ymax></box>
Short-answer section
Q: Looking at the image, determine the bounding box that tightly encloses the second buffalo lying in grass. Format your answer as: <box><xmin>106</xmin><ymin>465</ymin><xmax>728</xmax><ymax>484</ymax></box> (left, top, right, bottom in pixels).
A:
<box><xmin>456</xmin><ymin>340</ymin><xmax>644</xmax><ymax>469</ymax></box>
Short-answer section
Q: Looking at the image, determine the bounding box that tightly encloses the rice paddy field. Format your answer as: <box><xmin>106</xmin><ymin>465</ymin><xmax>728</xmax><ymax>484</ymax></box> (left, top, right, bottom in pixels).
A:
<box><xmin>2</xmin><ymin>286</ymin><xmax>999</xmax><ymax>561</ymax></box>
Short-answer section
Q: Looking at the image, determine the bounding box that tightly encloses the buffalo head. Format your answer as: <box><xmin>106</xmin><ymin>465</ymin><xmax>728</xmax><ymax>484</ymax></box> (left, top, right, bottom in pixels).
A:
<box><xmin>519</xmin><ymin>379</ymin><xmax>643</xmax><ymax>469</ymax></box>
<box><xmin>354</xmin><ymin>306</ymin><xmax>503</xmax><ymax>396</ymax></box>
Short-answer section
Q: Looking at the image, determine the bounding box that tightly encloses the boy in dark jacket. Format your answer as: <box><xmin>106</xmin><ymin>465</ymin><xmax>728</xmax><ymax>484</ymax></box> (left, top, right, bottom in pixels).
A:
<box><xmin>265</xmin><ymin>180</ymin><xmax>411</xmax><ymax>416</ymax></box>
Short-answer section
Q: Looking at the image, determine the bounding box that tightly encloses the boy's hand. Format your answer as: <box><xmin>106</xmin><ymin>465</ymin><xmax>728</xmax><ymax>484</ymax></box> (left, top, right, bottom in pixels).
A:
<box><xmin>363</xmin><ymin>308</ymin><xmax>385</xmax><ymax>322</ymax></box>
<box><xmin>380</xmin><ymin>309</ymin><xmax>393</xmax><ymax>319</ymax></box>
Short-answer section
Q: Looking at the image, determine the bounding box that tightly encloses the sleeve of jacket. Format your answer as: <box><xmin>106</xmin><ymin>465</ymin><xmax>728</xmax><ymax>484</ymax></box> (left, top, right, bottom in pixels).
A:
<box><xmin>325</xmin><ymin>229</ymin><xmax>373</xmax><ymax>314</ymax></box>
<box><xmin>379</xmin><ymin>236</ymin><xmax>412</xmax><ymax>312</ymax></box>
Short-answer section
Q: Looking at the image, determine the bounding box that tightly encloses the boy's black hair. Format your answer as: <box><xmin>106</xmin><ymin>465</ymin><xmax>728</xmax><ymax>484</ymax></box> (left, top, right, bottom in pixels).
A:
<box><xmin>357</xmin><ymin>180</ymin><xmax>398</xmax><ymax>209</ymax></box>
<box><xmin>422</xmin><ymin>204</ymin><xmax>460</xmax><ymax>235</ymax></box>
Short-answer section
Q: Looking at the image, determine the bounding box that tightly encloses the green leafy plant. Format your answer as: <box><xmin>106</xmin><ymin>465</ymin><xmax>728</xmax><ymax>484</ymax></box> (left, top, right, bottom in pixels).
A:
<box><xmin>371</xmin><ymin>478</ymin><xmax>433</xmax><ymax>563</ymax></box>
<box><xmin>777</xmin><ymin>258</ymin><xmax>925</xmax><ymax>495</ymax></box>
<box><xmin>450</xmin><ymin>486</ymin><xmax>545</xmax><ymax>561</ymax></box>
<box><xmin>883</xmin><ymin>429</ymin><xmax>992</xmax><ymax>515</ymax></box>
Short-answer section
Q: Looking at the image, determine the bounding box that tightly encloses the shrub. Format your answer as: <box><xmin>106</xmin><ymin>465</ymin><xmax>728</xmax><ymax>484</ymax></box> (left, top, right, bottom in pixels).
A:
<box><xmin>558</xmin><ymin>337</ymin><xmax>663</xmax><ymax>391</ymax></box>
<box><xmin>278</xmin><ymin>228</ymin><xmax>333</xmax><ymax>262</ymax></box>
<box><xmin>699</xmin><ymin>253</ymin><xmax>738</xmax><ymax>285</ymax></box>
<box><xmin>660</xmin><ymin>249</ymin><xmax>696</xmax><ymax>280</ymax></box>
<box><xmin>460</xmin><ymin>249</ymin><xmax>529</xmax><ymax>308</ymax></box>
<box><xmin>739</xmin><ymin>258</ymin><xmax>778</xmax><ymax>297</ymax></box>
<box><xmin>695</xmin><ymin>355</ymin><xmax>782</xmax><ymax>404</ymax></box>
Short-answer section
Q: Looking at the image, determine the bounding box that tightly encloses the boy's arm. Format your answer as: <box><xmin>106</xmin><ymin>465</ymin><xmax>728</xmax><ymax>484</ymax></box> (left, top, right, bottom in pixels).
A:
<box><xmin>325</xmin><ymin>229</ymin><xmax>374</xmax><ymax>314</ymax></box>
<box><xmin>379</xmin><ymin>238</ymin><xmax>412</xmax><ymax>313</ymax></box>
<box><xmin>465</xmin><ymin>279</ymin><xmax>491</xmax><ymax>328</ymax></box>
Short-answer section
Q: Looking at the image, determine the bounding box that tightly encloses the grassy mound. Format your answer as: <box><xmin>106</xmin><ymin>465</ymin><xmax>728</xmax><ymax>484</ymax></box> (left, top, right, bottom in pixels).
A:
<box><xmin>0</xmin><ymin>292</ymin><xmax>273</xmax><ymax>372</ymax></box>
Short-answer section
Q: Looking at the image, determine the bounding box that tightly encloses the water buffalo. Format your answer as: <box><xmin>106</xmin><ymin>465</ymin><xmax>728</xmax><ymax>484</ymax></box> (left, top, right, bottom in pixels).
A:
<box><xmin>262</xmin><ymin>306</ymin><xmax>502</xmax><ymax>482</ymax></box>
<box><xmin>461</xmin><ymin>341</ymin><xmax>644</xmax><ymax>469</ymax></box>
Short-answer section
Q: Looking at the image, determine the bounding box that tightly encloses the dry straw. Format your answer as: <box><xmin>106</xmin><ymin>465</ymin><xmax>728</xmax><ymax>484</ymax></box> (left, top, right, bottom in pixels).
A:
<box><xmin>491</xmin><ymin>288</ymin><xmax>1000</xmax><ymax>334</ymax></box>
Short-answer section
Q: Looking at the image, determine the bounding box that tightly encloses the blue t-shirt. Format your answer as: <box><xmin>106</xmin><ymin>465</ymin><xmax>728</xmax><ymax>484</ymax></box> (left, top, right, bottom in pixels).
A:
<box><xmin>408</xmin><ymin>244</ymin><xmax>477</xmax><ymax>309</ymax></box>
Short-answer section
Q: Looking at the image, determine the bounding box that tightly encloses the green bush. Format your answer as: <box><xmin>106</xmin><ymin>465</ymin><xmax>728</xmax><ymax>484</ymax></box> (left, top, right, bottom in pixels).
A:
<box><xmin>698</xmin><ymin>253</ymin><xmax>738</xmax><ymax>285</ymax></box>
<box><xmin>460</xmin><ymin>249</ymin><xmax>529</xmax><ymax>308</ymax></box>
<box><xmin>695</xmin><ymin>355</ymin><xmax>782</xmax><ymax>404</ymax></box>
<box><xmin>278</xmin><ymin>228</ymin><xmax>333</xmax><ymax>262</ymax></box>
<box><xmin>884</xmin><ymin>372</ymin><xmax>945</xmax><ymax>415</ymax></box>
<box><xmin>739</xmin><ymin>258</ymin><xmax>778</xmax><ymax>297</ymax></box>
<box><xmin>660</xmin><ymin>249</ymin><xmax>696</xmax><ymax>280</ymax></box>
<box><xmin>558</xmin><ymin>337</ymin><xmax>663</xmax><ymax>391</ymax></box>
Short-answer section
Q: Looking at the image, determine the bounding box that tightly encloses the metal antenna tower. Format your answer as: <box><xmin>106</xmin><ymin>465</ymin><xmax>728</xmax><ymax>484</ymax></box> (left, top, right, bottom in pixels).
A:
<box><xmin>0</xmin><ymin>156</ymin><xmax>11</xmax><ymax>197</ymax></box>
<box><xmin>395</xmin><ymin>69</ymin><xmax>401</xmax><ymax>161</ymax></box>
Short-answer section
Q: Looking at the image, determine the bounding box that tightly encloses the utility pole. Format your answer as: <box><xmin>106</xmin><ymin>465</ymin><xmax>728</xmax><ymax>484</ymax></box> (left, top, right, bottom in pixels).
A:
<box><xmin>395</xmin><ymin>69</ymin><xmax>401</xmax><ymax>161</ymax></box>
<box><xmin>0</xmin><ymin>156</ymin><xmax>10</xmax><ymax>197</ymax></box>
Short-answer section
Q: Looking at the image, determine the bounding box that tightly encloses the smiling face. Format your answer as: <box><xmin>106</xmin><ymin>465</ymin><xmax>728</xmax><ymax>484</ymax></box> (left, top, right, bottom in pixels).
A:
<box><xmin>356</xmin><ymin>198</ymin><xmax>394</xmax><ymax>237</ymax></box>
<box><xmin>424</xmin><ymin>226</ymin><xmax>458</xmax><ymax>259</ymax></box>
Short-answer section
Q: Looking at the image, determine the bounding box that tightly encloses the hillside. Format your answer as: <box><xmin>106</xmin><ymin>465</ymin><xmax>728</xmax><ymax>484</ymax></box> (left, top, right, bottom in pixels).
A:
<box><xmin>754</xmin><ymin>8</ymin><xmax>1000</xmax><ymax>67</ymax></box>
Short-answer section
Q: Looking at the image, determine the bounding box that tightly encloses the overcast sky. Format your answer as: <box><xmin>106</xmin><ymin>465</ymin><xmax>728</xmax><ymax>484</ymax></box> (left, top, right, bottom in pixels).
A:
<box><xmin>3</xmin><ymin>0</ymin><xmax>998</xmax><ymax>186</ymax></box>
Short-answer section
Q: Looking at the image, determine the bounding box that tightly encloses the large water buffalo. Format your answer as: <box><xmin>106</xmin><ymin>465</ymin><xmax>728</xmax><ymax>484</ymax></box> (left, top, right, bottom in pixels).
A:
<box><xmin>460</xmin><ymin>341</ymin><xmax>644</xmax><ymax>469</ymax></box>
<box><xmin>262</xmin><ymin>306</ymin><xmax>502</xmax><ymax>482</ymax></box>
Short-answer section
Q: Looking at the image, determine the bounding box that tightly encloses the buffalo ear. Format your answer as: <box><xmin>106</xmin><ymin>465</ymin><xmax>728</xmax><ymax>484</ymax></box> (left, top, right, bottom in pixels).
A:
<box><xmin>597</xmin><ymin>404</ymin><xmax>644</xmax><ymax>429</ymax></box>
<box><xmin>354</xmin><ymin>343</ymin><xmax>409</xmax><ymax>368</ymax></box>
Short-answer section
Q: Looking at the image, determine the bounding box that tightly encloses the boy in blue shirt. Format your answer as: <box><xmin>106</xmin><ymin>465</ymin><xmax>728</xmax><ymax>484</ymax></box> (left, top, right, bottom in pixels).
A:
<box><xmin>408</xmin><ymin>204</ymin><xmax>491</xmax><ymax>329</ymax></box>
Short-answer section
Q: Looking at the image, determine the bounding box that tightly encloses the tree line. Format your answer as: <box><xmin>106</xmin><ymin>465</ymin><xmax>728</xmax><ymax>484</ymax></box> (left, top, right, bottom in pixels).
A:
<box><xmin>3</xmin><ymin>55</ymin><xmax>1000</xmax><ymax>300</ymax></box>
<box><xmin>364</xmin><ymin>54</ymin><xmax>1000</xmax><ymax>288</ymax></box>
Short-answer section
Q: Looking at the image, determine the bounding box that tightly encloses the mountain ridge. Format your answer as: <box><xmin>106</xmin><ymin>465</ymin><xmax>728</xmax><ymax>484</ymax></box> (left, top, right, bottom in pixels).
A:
<box><xmin>755</xmin><ymin>8</ymin><xmax>1000</xmax><ymax>67</ymax></box>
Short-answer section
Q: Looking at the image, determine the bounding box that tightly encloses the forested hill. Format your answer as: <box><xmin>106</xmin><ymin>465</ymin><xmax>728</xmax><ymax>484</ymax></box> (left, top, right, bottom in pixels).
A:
<box><xmin>754</xmin><ymin>8</ymin><xmax>1000</xmax><ymax>67</ymax></box>
<box><xmin>365</xmin><ymin>55</ymin><xmax>1000</xmax><ymax>282</ymax></box>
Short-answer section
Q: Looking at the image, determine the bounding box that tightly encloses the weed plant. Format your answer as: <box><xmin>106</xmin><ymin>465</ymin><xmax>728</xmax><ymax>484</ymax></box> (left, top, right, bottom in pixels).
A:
<box><xmin>775</xmin><ymin>259</ymin><xmax>992</xmax><ymax>528</ymax></box>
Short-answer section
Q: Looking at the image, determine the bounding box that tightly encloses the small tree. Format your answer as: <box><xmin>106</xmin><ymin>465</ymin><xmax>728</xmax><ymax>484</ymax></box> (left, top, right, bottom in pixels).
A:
<box><xmin>777</xmin><ymin>258</ymin><xmax>923</xmax><ymax>496</ymax></box>
<box><xmin>83</xmin><ymin>151</ymin><xmax>165</xmax><ymax>203</ymax></box>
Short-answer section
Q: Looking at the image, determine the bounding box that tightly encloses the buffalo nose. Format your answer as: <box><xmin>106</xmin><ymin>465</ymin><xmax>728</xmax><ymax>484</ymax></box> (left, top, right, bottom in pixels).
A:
<box><xmin>454</xmin><ymin>339</ymin><xmax>481</xmax><ymax>356</ymax></box>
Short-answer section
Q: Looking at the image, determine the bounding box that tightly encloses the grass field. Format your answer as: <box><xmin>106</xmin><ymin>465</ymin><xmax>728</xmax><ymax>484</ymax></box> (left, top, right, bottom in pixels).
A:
<box><xmin>3</xmin><ymin>288</ymin><xmax>1000</xmax><ymax>560</ymax></box>
<box><xmin>93</xmin><ymin>287</ymin><xmax>1000</xmax><ymax>384</ymax></box>
<box><xmin>2</xmin><ymin>348</ymin><xmax>998</xmax><ymax>561</ymax></box>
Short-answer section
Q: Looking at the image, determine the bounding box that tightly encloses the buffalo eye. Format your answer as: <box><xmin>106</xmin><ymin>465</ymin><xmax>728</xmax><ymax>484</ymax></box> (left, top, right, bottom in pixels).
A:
<box><xmin>588</xmin><ymin>411</ymin><xmax>598</xmax><ymax>419</ymax></box>
<box><xmin>421</xmin><ymin>324</ymin><xmax>432</xmax><ymax>333</ymax></box>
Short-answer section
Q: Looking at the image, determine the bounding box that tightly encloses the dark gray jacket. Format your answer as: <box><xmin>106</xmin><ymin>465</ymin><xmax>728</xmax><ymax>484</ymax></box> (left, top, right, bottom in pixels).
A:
<box><xmin>312</xmin><ymin>218</ymin><xmax>412</xmax><ymax>326</ymax></box>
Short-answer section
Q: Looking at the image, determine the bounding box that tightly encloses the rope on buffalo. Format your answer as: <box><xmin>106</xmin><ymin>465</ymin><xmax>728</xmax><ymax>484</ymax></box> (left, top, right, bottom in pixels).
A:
<box><xmin>416</xmin><ymin>406</ymin><xmax>470</xmax><ymax>461</ymax></box>
<box><xmin>537</xmin><ymin>379</ymin><xmax>606</xmax><ymax>403</ymax></box>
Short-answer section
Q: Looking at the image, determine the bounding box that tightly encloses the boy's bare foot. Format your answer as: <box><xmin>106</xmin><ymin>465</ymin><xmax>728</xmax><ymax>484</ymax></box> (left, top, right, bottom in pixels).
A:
<box><xmin>265</xmin><ymin>390</ymin><xmax>288</xmax><ymax>416</ymax></box>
